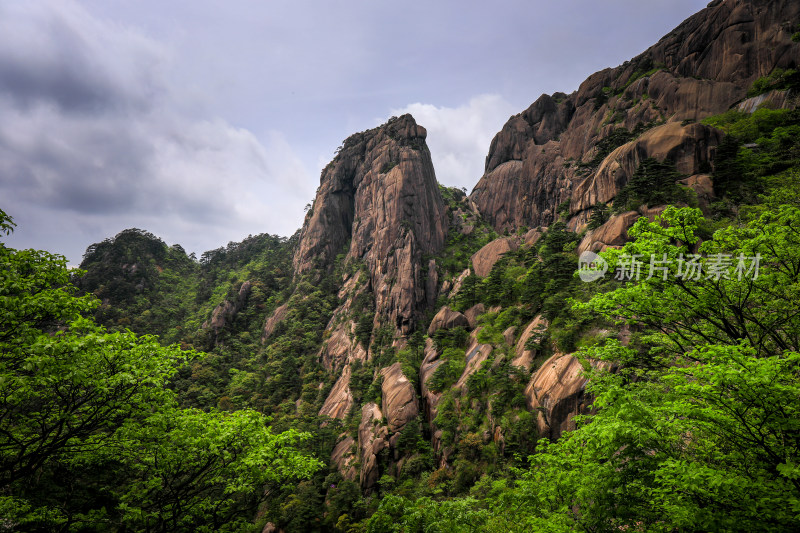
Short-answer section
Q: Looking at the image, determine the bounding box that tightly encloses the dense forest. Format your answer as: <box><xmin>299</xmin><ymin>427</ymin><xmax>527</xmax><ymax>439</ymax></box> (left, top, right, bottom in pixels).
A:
<box><xmin>3</xmin><ymin>0</ymin><xmax>800</xmax><ymax>531</ymax></box>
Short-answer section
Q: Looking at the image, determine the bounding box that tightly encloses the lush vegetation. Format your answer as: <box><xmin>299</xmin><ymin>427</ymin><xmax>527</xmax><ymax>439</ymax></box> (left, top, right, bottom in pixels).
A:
<box><xmin>0</xmin><ymin>209</ymin><xmax>320</xmax><ymax>531</ymax></box>
<box><xmin>702</xmin><ymin>107</ymin><xmax>800</xmax><ymax>208</ymax></box>
<box><xmin>5</xmin><ymin>96</ymin><xmax>800</xmax><ymax>531</ymax></box>
<box><xmin>364</xmin><ymin>197</ymin><xmax>800</xmax><ymax>532</ymax></box>
<box><xmin>612</xmin><ymin>157</ymin><xmax>694</xmax><ymax>213</ymax></box>
<box><xmin>357</xmin><ymin>103</ymin><xmax>800</xmax><ymax>532</ymax></box>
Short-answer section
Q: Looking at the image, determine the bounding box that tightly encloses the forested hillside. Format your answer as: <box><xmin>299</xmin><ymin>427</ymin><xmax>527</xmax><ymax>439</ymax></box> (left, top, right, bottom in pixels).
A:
<box><xmin>3</xmin><ymin>0</ymin><xmax>800</xmax><ymax>531</ymax></box>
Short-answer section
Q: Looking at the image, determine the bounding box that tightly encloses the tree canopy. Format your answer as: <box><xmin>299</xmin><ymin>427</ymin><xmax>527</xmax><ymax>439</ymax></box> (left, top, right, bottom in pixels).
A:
<box><xmin>0</xmin><ymin>208</ymin><xmax>321</xmax><ymax>531</ymax></box>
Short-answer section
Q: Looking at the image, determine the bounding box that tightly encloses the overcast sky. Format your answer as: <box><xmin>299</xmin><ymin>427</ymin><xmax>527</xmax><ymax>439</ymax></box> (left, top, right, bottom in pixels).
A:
<box><xmin>0</xmin><ymin>0</ymin><xmax>709</xmax><ymax>265</ymax></box>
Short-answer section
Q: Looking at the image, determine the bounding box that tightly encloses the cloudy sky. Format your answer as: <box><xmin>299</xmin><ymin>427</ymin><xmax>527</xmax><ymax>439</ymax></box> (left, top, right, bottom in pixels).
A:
<box><xmin>0</xmin><ymin>0</ymin><xmax>709</xmax><ymax>265</ymax></box>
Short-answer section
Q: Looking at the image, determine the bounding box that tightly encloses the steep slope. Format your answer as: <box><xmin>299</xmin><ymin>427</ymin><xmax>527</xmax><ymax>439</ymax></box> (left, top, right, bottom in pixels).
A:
<box><xmin>471</xmin><ymin>0</ymin><xmax>800</xmax><ymax>232</ymax></box>
<box><xmin>293</xmin><ymin>114</ymin><xmax>447</xmax><ymax>366</ymax></box>
<box><xmin>66</xmin><ymin>1</ymin><xmax>800</xmax><ymax>527</ymax></box>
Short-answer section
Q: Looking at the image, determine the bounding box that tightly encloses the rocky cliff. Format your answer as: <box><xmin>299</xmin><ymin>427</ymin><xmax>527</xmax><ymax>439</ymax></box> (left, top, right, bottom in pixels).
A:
<box><xmin>290</xmin><ymin>115</ymin><xmax>449</xmax><ymax>489</ymax></box>
<box><xmin>70</xmin><ymin>0</ymin><xmax>800</xmax><ymax>521</ymax></box>
<box><xmin>295</xmin><ymin>115</ymin><xmax>447</xmax><ymax>346</ymax></box>
<box><xmin>471</xmin><ymin>0</ymin><xmax>800</xmax><ymax>232</ymax></box>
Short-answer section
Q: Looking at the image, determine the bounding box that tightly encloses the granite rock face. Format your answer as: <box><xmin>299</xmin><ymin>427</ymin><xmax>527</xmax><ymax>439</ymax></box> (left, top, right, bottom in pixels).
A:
<box><xmin>318</xmin><ymin>366</ymin><xmax>354</xmax><ymax>420</ymax></box>
<box><xmin>358</xmin><ymin>403</ymin><xmax>388</xmax><ymax>490</ymax></box>
<box><xmin>524</xmin><ymin>353</ymin><xmax>614</xmax><ymax>440</ymax></box>
<box><xmin>471</xmin><ymin>237</ymin><xmax>519</xmax><ymax>277</ymax></box>
<box><xmin>512</xmin><ymin>315</ymin><xmax>548</xmax><ymax>370</ymax></box>
<box><xmin>427</xmin><ymin>306</ymin><xmax>470</xmax><ymax>336</ymax></box>
<box><xmin>261</xmin><ymin>302</ymin><xmax>288</xmax><ymax>342</ymax></box>
<box><xmin>471</xmin><ymin>0</ymin><xmax>800</xmax><ymax>232</ymax></box>
<box><xmin>577</xmin><ymin>206</ymin><xmax>667</xmax><ymax>254</ymax></box>
<box><xmin>295</xmin><ymin>115</ymin><xmax>447</xmax><ymax>338</ymax></box>
<box><xmin>202</xmin><ymin>281</ymin><xmax>251</xmax><ymax>340</ymax></box>
<box><xmin>311</xmin><ymin>117</ymin><xmax>446</xmax><ymax>481</ymax></box>
<box><xmin>569</xmin><ymin>122</ymin><xmax>723</xmax><ymax>215</ymax></box>
<box><xmin>380</xmin><ymin>363</ymin><xmax>419</xmax><ymax>433</ymax></box>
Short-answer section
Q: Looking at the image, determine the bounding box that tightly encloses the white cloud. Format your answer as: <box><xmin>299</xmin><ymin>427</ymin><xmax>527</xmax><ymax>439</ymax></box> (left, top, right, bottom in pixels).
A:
<box><xmin>390</xmin><ymin>95</ymin><xmax>515</xmax><ymax>191</ymax></box>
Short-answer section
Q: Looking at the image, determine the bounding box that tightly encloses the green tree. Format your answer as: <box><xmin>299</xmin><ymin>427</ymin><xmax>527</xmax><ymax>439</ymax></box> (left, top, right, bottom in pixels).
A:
<box><xmin>0</xmin><ymin>209</ymin><xmax>321</xmax><ymax>531</ymax></box>
<box><xmin>503</xmin><ymin>205</ymin><xmax>800</xmax><ymax>531</ymax></box>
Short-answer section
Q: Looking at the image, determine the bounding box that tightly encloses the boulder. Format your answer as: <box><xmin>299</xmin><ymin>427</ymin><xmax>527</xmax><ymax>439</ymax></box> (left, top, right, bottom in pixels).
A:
<box><xmin>427</xmin><ymin>306</ymin><xmax>470</xmax><ymax>336</ymax></box>
<box><xmin>261</xmin><ymin>302</ymin><xmax>288</xmax><ymax>342</ymax></box>
<box><xmin>463</xmin><ymin>303</ymin><xmax>485</xmax><ymax>329</ymax></box>
<box><xmin>471</xmin><ymin>237</ymin><xmax>519</xmax><ymax>277</ymax></box>
<box><xmin>512</xmin><ymin>315</ymin><xmax>548</xmax><ymax>370</ymax></box>
<box><xmin>679</xmin><ymin>174</ymin><xmax>715</xmax><ymax>211</ymax></box>
<box><xmin>577</xmin><ymin>206</ymin><xmax>666</xmax><ymax>254</ymax></box>
<box><xmin>524</xmin><ymin>229</ymin><xmax>543</xmax><ymax>246</ymax></box>
<box><xmin>502</xmin><ymin>326</ymin><xmax>517</xmax><ymax>346</ymax></box>
<box><xmin>577</xmin><ymin>211</ymin><xmax>640</xmax><ymax>254</ymax></box>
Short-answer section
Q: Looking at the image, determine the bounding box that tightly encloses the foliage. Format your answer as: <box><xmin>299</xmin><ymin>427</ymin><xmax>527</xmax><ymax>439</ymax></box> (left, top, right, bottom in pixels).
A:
<box><xmin>373</xmin><ymin>200</ymin><xmax>800</xmax><ymax>531</ymax></box>
<box><xmin>0</xmin><ymin>210</ymin><xmax>321</xmax><ymax>530</ymax></box>
<box><xmin>612</xmin><ymin>157</ymin><xmax>691</xmax><ymax>213</ymax></box>
<box><xmin>746</xmin><ymin>68</ymin><xmax>800</xmax><ymax>97</ymax></box>
<box><xmin>703</xmin><ymin>108</ymin><xmax>800</xmax><ymax>205</ymax></box>
<box><xmin>509</xmin><ymin>204</ymin><xmax>800</xmax><ymax>531</ymax></box>
<box><xmin>586</xmin><ymin>202</ymin><xmax>610</xmax><ymax>230</ymax></box>
<box><xmin>581</xmin><ymin>205</ymin><xmax>800</xmax><ymax>358</ymax></box>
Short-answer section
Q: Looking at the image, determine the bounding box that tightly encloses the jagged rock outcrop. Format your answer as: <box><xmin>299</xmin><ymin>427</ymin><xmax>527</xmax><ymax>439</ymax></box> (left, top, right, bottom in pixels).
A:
<box><xmin>525</xmin><ymin>353</ymin><xmax>613</xmax><ymax>440</ymax></box>
<box><xmin>678</xmin><ymin>174</ymin><xmax>716</xmax><ymax>211</ymax></box>
<box><xmin>331</xmin><ymin>436</ymin><xmax>358</xmax><ymax>481</ymax></box>
<box><xmin>471</xmin><ymin>0</ymin><xmax>800</xmax><ymax>232</ymax></box>
<box><xmin>427</xmin><ymin>306</ymin><xmax>470</xmax><ymax>336</ymax></box>
<box><xmin>380</xmin><ymin>363</ymin><xmax>418</xmax><ymax>433</ymax></box>
<box><xmin>523</xmin><ymin>229</ymin><xmax>543</xmax><ymax>246</ymax></box>
<box><xmin>261</xmin><ymin>302</ymin><xmax>288</xmax><ymax>342</ymax></box>
<box><xmin>512</xmin><ymin>315</ymin><xmax>548</xmax><ymax>370</ymax></box>
<box><xmin>570</xmin><ymin>122</ymin><xmax>722</xmax><ymax>214</ymax></box>
<box><xmin>444</xmin><ymin>268</ymin><xmax>471</xmax><ymax>299</ymax></box>
<box><xmin>319</xmin><ymin>366</ymin><xmax>354</xmax><ymax>420</ymax></box>
<box><xmin>455</xmin><ymin>334</ymin><xmax>493</xmax><ymax>390</ymax></box>
<box><xmin>419</xmin><ymin>339</ymin><xmax>443</xmax><ymax>418</ymax></box>
<box><xmin>358</xmin><ymin>402</ymin><xmax>388</xmax><ymax>490</ymax></box>
<box><xmin>317</xmin><ymin>271</ymin><xmax>369</xmax><ymax>371</ymax></box>
<box><xmin>577</xmin><ymin>212</ymin><xmax>641</xmax><ymax>254</ymax></box>
<box><xmin>502</xmin><ymin>327</ymin><xmax>516</xmax><ymax>346</ymax></box>
<box><xmin>463</xmin><ymin>303</ymin><xmax>485</xmax><ymax>329</ymax></box>
<box><xmin>295</xmin><ymin>115</ymin><xmax>447</xmax><ymax>340</ymax></box>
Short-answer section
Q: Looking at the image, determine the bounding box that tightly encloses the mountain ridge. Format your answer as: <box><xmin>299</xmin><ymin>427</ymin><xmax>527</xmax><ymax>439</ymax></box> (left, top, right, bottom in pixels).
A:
<box><xmin>66</xmin><ymin>0</ymin><xmax>800</xmax><ymax>528</ymax></box>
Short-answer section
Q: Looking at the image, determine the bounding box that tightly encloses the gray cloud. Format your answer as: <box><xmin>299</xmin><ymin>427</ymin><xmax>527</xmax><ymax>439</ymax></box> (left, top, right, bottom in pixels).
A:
<box><xmin>0</xmin><ymin>2</ymin><xmax>164</xmax><ymax>114</ymax></box>
<box><xmin>0</xmin><ymin>1</ymin><xmax>312</xmax><ymax>264</ymax></box>
<box><xmin>0</xmin><ymin>0</ymin><xmax>711</xmax><ymax>265</ymax></box>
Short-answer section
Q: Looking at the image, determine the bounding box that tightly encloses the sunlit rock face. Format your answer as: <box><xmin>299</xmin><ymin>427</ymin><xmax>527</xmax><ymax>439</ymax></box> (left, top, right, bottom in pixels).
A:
<box><xmin>471</xmin><ymin>0</ymin><xmax>800</xmax><ymax>232</ymax></box>
<box><xmin>295</xmin><ymin>114</ymin><xmax>447</xmax><ymax>345</ymax></box>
